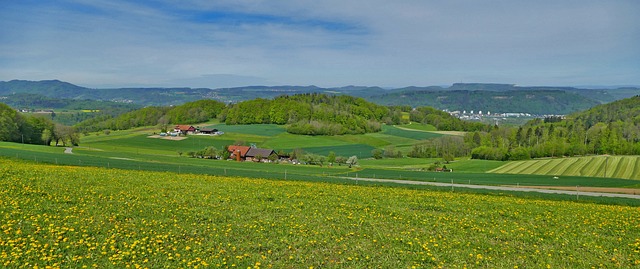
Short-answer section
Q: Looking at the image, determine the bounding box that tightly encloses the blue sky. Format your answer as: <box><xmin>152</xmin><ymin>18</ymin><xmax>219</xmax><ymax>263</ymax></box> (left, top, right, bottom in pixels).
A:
<box><xmin>1</xmin><ymin>0</ymin><xmax>638</xmax><ymax>88</ymax></box>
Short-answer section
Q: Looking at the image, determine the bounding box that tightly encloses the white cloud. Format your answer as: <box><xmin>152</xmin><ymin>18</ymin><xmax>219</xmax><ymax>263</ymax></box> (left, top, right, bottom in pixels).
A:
<box><xmin>0</xmin><ymin>0</ymin><xmax>638</xmax><ymax>88</ymax></box>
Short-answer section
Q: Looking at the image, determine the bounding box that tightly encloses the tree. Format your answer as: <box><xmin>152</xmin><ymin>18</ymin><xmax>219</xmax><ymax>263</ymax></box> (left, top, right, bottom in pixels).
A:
<box><xmin>346</xmin><ymin>156</ymin><xmax>358</xmax><ymax>168</ymax></box>
<box><xmin>442</xmin><ymin>153</ymin><xmax>454</xmax><ymax>163</ymax></box>
<box><xmin>221</xmin><ymin>148</ymin><xmax>231</xmax><ymax>160</ymax></box>
<box><xmin>327</xmin><ymin>151</ymin><xmax>336</xmax><ymax>165</ymax></box>
<box><xmin>371</xmin><ymin>149</ymin><xmax>383</xmax><ymax>159</ymax></box>
<box><xmin>290</xmin><ymin>148</ymin><xmax>304</xmax><ymax>160</ymax></box>
<box><xmin>53</xmin><ymin>124</ymin><xmax>77</xmax><ymax>146</ymax></box>
<box><xmin>384</xmin><ymin>145</ymin><xmax>401</xmax><ymax>158</ymax></box>
<box><xmin>203</xmin><ymin>146</ymin><xmax>218</xmax><ymax>159</ymax></box>
<box><xmin>0</xmin><ymin>103</ymin><xmax>20</xmax><ymax>142</ymax></box>
<box><xmin>268</xmin><ymin>152</ymin><xmax>279</xmax><ymax>163</ymax></box>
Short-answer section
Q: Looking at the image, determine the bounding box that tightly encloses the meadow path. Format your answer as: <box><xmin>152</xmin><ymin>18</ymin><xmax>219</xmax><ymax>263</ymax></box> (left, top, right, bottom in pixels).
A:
<box><xmin>64</xmin><ymin>147</ymin><xmax>73</xmax><ymax>154</ymax></box>
<box><xmin>349</xmin><ymin>177</ymin><xmax>640</xmax><ymax>200</ymax></box>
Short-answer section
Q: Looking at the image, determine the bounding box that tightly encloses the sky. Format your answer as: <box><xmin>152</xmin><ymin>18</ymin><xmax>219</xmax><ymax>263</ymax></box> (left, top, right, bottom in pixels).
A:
<box><xmin>1</xmin><ymin>0</ymin><xmax>639</xmax><ymax>89</ymax></box>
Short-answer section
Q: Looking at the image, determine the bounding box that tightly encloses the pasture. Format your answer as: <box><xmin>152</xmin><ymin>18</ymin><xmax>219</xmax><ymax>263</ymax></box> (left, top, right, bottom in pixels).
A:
<box><xmin>1</xmin><ymin>159</ymin><xmax>639</xmax><ymax>268</ymax></box>
<box><xmin>80</xmin><ymin>123</ymin><xmax>450</xmax><ymax>159</ymax></box>
<box><xmin>2</xmin><ymin>123</ymin><xmax>640</xmax><ymax>198</ymax></box>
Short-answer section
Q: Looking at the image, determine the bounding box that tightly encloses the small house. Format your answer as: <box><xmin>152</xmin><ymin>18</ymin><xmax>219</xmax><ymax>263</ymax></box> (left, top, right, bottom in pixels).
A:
<box><xmin>245</xmin><ymin>148</ymin><xmax>276</xmax><ymax>162</ymax></box>
<box><xmin>228</xmin><ymin>145</ymin><xmax>251</xmax><ymax>161</ymax></box>
<box><xmin>174</xmin><ymin>125</ymin><xmax>196</xmax><ymax>135</ymax></box>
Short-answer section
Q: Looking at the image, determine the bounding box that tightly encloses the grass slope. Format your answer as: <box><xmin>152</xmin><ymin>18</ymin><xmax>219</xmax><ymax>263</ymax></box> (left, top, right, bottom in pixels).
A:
<box><xmin>489</xmin><ymin>156</ymin><xmax>640</xmax><ymax>180</ymax></box>
<box><xmin>1</xmin><ymin>159</ymin><xmax>639</xmax><ymax>268</ymax></box>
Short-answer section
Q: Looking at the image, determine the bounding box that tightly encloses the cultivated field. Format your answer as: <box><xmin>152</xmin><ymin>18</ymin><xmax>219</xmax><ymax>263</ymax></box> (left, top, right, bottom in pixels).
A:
<box><xmin>489</xmin><ymin>156</ymin><xmax>640</xmax><ymax>180</ymax></box>
<box><xmin>1</xmin><ymin>159</ymin><xmax>639</xmax><ymax>268</ymax></box>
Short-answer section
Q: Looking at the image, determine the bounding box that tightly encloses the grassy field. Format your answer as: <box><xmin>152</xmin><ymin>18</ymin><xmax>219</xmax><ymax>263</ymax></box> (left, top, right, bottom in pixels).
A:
<box><xmin>490</xmin><ymin>156</ymin><xmax>640</xmax><ymax>180</ymax></box>
<box><xmin>1</xmin><ymin>159</ymin><xmax>639</xmax><ymax>268</ymax></box>
<box><xmin>4</xmin><ymin>138</ymin><xmax>640</xmax><ymax>195</ymax></box>
<box><xmin>80</xmin><ymin>123</ymin><xmax>450</xmax><ymax>159</ymax></box>
<box><xmin>3</xmin><ymin>123</ymin><xmax>640</xmax><ymax>195</ymax></box>
<box><xmin>396</xmin><ymin>122</ymin><xmax>438</xmax><ymax>131</ymax></box>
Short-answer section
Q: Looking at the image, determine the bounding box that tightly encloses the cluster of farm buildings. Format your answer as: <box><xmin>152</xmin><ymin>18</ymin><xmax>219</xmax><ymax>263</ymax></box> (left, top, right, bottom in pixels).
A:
<box><xmin>171</xmin><ymin>125</ymin><xmax>286</xmax><ymax>163</ymax></box>
<box><xmin>162</xmin><ymin>125</ymin><xmax>223</xmax><ymax>136</ymax></box>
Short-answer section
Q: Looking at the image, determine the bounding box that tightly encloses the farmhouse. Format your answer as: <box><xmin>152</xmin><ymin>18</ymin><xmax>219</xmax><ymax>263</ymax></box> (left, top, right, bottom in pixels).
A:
<box><xmin>228</xmin><ymin>145</ymin><xmax>251</xmax><ymax>161</ymax></box>
<box><xmin>174</xmin><ymin>125</ymin><xmax>196</xmax><ymax>135</ymax></box>
<box><xmin>245</xmin><ymin>148</ymin><xmax>276</xmax><ymax>162</ymax></box>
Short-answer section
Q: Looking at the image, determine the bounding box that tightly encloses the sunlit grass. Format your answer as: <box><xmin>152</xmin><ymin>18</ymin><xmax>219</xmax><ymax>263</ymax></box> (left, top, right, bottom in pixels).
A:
<box><xmin>1</xmin><ymin>159</ymin><xmax>639</xmax><ymax>268</ymax></box>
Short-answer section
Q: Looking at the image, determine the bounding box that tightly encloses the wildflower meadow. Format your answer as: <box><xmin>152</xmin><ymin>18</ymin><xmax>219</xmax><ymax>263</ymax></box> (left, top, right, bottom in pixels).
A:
<box><xmin>1</xmin><ymin>159</ymin><xmax>638</xmax><ymax>268</ymax></box>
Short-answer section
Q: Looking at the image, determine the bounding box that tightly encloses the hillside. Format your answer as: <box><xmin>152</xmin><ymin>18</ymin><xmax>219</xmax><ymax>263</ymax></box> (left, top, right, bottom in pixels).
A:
<box><xmin>368</xmin><ymin>89</ymin><xmax>601</xmax><ymax>114</ymax></box>
<box><xmin>469</xmin><ymin>95</ymin><xmax>640</xmax><ymax>161</ymax></box>
<box><xmin>566</xmin><ymin>95</ymin><xmax>640</xmax><ymax>125</ymax></box>
<box><xmin>2</xmin><ymin>80</ymin><xmax>638</xmax><ymax>114</ymax></box>
<box><xmin>74</xmin><ymin>99</ymin><xmax>226</xmax><ymax>133</ymax></box>
<box><xmin>219</xmin><ymin>94</ymin><xmax>393</xmax><ymax>135</ymax></box>
<box><xmin>0</xmin><ymin>93</ymin><xmax>140</xmax><ymax>111</ymax></box>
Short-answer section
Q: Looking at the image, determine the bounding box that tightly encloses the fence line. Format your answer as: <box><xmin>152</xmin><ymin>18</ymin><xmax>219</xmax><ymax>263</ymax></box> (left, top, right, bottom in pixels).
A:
<box><xmin>2</xmin><ymin>150</ymin><xmax>637</xmax><ymax>193</ymax></box>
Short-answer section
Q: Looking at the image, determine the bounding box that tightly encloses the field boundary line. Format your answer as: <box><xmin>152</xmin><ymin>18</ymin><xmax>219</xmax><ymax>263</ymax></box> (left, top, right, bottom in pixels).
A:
<box><xmin>346</xmin><ymin>177</ymin><xmax>640</xmax><ymax>200</ymax></box>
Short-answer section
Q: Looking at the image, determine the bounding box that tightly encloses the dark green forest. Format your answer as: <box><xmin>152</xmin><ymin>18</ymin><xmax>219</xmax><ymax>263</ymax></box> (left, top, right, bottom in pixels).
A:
<box><xmin>221</xmin><ymin>94</ymin><xmax>398</xmax><ymax>135</ymax></box>
<box><xmin>369</xmin><ymin>89</ymin><xmax>601</xmax><ymax>115</ymax></box>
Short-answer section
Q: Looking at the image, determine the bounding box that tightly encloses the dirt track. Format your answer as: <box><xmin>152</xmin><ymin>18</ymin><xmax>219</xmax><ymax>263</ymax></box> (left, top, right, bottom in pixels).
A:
<box><xmin>349</xmin><ymin>177</ymin><xmax>640</xmax><ymax>200</ymax></box>
<box><xmin>147</xmin><ymin>135</ymin><xmax>187</xmax><ymax>141</ymax></box>
<box><xmin>515</xmin><ymin>186</ymin><xmax>640</xmax><ymax>195</ymax></box>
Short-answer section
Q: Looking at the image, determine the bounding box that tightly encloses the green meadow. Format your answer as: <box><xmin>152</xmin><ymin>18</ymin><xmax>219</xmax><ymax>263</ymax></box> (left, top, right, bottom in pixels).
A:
<box><xmin>1</xmin><ymin>159</ymin><xmax>639</xmax><ymax>268</ymax></box>
<box><xmin>2</xmin><ymin>123</ymin><xmax>640</xmax><ymax>199</ymax></box>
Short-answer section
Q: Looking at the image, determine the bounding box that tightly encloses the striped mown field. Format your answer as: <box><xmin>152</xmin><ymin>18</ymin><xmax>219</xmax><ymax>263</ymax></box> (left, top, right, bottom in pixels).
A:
<box><xmin>489</xmin><ymin>155</ymin><xmax>640</xmax><ymax>180</ymax></box>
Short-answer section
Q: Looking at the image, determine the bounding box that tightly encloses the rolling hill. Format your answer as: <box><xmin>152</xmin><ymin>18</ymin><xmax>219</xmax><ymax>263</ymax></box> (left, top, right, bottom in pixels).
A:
<box><xmin>367</xmin><ymin>89</ymin><xmax>601</xmax><ymax>114</ymax></box>
<box><xmin>2</xmin><ymin>80</ymin><xmax>638</xmax><ymax>114</ymax></box>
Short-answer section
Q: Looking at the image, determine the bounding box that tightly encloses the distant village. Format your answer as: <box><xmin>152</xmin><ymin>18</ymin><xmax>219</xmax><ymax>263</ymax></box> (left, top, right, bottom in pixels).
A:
<box><xmin>445</xmin><ymin>109</ymin><xmax>565</xmax><ymax>123</ymax></box>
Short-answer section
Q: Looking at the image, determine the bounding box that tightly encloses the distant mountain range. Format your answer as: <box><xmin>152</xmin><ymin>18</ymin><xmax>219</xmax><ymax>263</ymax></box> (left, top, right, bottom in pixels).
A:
<box><xmin>1</xmin><ymin>80</ymin><xmax>638</xmax><ymax>115</ymax></box>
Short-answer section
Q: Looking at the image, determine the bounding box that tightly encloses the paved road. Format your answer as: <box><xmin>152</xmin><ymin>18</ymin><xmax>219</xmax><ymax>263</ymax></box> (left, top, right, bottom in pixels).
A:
<box><xmin>349</xmin><ymin>177</ymin><xmax>640</xmax><ymax>200</ymax></box>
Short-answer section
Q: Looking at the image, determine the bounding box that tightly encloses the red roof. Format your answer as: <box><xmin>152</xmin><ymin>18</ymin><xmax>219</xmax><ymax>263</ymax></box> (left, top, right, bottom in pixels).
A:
<box><xmin>175</xmin><ymin>125</ymin><xmax>195</xmax><ymax>131</ymax></box>
<box><xmin>228</xmin><ymin>145</ymin><xmax>251</xmax><ymax>157</ymax></box>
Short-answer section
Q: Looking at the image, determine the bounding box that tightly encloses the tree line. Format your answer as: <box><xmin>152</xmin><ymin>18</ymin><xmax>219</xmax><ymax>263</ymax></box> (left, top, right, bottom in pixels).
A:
<box><xmin>466</xmin><ymin>96</ymin><xmax>640</xmax><ymax>160</ymax></box>
<box><xmin>0</xmin><ymin>103</ymin><xmax>79</xmax><ymax>146</ymax></box>
<box><xmin>74</xmin><ymin>99</ymin><xmax>226</xmax><ymax>133</ymax></box>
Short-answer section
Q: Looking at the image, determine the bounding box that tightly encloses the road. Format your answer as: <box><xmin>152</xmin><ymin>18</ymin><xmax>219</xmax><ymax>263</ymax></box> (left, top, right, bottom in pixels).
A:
<box><xmin>348</xmin><ymin>177</ymin><xmax>640</xmax><ymax>200</ymax></box>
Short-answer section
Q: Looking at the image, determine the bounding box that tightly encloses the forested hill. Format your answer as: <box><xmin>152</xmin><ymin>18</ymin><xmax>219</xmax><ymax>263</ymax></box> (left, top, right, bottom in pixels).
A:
<box><xmin>222</xmin><ymin>94</ymin><xmax>391</xmax><ymax>135</ymax></box>
<box><xmin>367</xmin><ymin>89</ymin><xmax>601</xmax><ymax>114</ymax></box>
<box><xmin>226</xmin><ymin>93</ymin><xmax>487</xmax><ymax>135</ymax></box>
<box><xmin>468</xmin><ymin>95</ymin><xmax>640</xmax><ymax>161</ymax></box>
<box><xmin>0</xmin><ymin>93</ymin><xmax>140</xmax><ymax>111</ymax></box>
<box><xmin>566</xmin><ymin>95</ymin><xmax>640</xmax><ymax>126</ymax></box>
<box><xmin>2</xmin><ymin>80</ymin><xmax>639</xmax><ymax>114</ymax></box>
